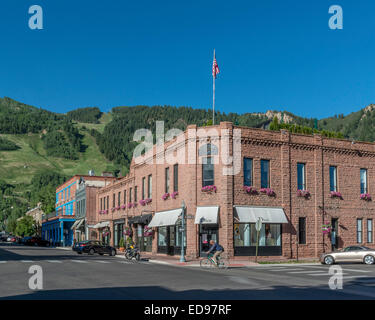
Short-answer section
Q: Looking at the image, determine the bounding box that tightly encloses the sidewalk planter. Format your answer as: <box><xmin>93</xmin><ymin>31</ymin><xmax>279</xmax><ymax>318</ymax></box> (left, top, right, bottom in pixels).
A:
<box><xmin>162</xmin><ymin>193</ymin><xmax>170</xmax><ymax>200</ymax></box>
<box><xmin>329</xmin><ymin>191</ymin><xmax>343</xmax><ymax>199</ymax></box>
<box><xmin>360</xmin><ymin>193</ymin><xmax>372</xmax><ymax>201</ymax></box>
<box><xmin>260</xmin><ymin>188</ymin><xmax>276</xmax><ymax>197</ymax></box>
<box><xmin>143</xmin><ymin>226</ymin><xmax>153</xmax><ymax>237</ymax></box>
<box><xmin>297</xmin><ymin>190</ymin><xmax>311</xmax><ymax>199</ymax></box>
<box><xmin>201</xmin><ymin>185</ymin><xmax>217</xmax><ymax>193</ymax></box>
<box><xmin>171</xmin><ymin>191</ymin><xmax>179</xmax><ymax>199</ymax></box>
<box><xmin>243</xmin><ymin>186</ymin><xmax>258</xmax><ymax>195</ymax></box>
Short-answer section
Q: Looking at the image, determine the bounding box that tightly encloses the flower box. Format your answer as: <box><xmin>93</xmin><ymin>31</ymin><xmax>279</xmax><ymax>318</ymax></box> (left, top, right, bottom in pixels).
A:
<box><xmin>162</xmin><ymin>193</ymin><xmax>170</xmax><ymax>200</ymax></box>
<box><xmin>145</xmin><ymin>198</ymin><xmax>152</xmax><ymax>204</ymax></box>
<box><xmin>144</xmin><ymin>226</ymin><xmax>153</xmax><ymax>237</ymax></box>
<box><xmin>297</xmin><ymin>190</ymin><xmax>311</xmax><ymax>199</ymax></box>
<box><xmin>123</xmin><ymin>228</ymin><xmax>132</xmax><ymax>236</ymax></box>
<box><xmin>171</xmin><ymin>191</ymin><xmax>179</xmax><ymax>199</ymax></box>
<box><xmin>322</xmin><ymin>222</ymin><xmax>332</xmax><ymax>234</ymax></box>
<box><xmin>127</xmin><ymin>203</ymin><xmax>134</xmax><ymax>209</ymax></box>
<box><xmin>330</xmin><ymin>191</ymin><xmax>343</xmax><ymax>199</ymax></box>
<box><xmin>260</xmin><ymin>188</ymin><xmax>276</xmax><ymax>197</ymax></box>
<box><xmin>120</xmin><ymin>204</ymin><xmax>126</xmax><ymax>210</ymax></box>
<box><xmin>111</xmin><ymin>208</ymin><xmax>116</xmax><ymax>212</ymax></box>
<box><xmin>360</xmin><ymin>193</ymin><xmax>372</xmax><ymax>201</ymax></box>
<box><xmin>243</xmin><ymin>186</ymin><xmax>258</xmax><ymax>195</ymax></box>
<box><xmin>201</xmin><ymin>185</ymin><xmax>217</xmax><ymax>193</ymax></box>
<box><xmin>139</xmin><ymin>199</ymin><xmax>146</xmax><ymax>206</ymax></box>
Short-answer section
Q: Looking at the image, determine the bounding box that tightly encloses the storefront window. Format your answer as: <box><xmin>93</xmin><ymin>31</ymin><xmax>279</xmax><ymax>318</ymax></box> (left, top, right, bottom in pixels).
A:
<box><xmin>234</xmin><ymin>223</ymin><xmax>281</xmax><ymax>247</ymax></box>
<box><xmin>158</xmin><ymin>226</ymin><xmax>167</xmax><ymax>246</ymax></box>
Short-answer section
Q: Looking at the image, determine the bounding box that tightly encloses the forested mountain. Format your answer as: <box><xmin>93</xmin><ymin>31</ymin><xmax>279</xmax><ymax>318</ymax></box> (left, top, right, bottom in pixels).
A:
<box><xmin>2</xmin><ymin>96</ymin><xmax>375</xmax><ymax>233</ymax></box>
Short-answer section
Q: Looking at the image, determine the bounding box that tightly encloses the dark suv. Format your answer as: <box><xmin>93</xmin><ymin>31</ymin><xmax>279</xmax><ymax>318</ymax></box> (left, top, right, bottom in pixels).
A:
<box><xmin>73</xmin><ymin>240</ymin><xmax>116</xmax><ymax>256</ymax></box>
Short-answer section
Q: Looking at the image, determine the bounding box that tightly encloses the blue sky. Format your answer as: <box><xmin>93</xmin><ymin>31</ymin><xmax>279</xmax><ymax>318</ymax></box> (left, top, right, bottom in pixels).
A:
<box><xmin>0</xmin><ymin>0</ymin><xmax>374</xmax><ymax>119</ymax></box>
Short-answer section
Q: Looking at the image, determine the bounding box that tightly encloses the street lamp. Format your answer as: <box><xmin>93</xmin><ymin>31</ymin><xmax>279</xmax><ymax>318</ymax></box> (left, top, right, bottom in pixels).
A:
<box><xmin>180</xmin><ymin>200</ymin><xmax>186</xmax><ymax>262</ymax></box>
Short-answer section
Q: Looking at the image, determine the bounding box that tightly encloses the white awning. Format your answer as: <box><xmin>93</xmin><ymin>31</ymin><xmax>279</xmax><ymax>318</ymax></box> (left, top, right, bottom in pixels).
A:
<box><xmin>195</xmin><ymin>206</ymin><xmax>219</xmax><ymax>224</ymax></box>
<box><xmin>148</xmin><ymin>208</ymin><xmax>182</xmax><ymax>227</ymax></box>
<box><xmin>234</xmin><ymin>206</ymin><xmax>288</xmax><ymax>224</ymax></box>
<box><xmin>89</xmin><ymin>221</ymin><xmax>110</xmax><ymax>229</ymax></box>
<box><xmin>71</xmin><ymin>218</ymin><xmax>85</xmax><ymax>230</ymax></box>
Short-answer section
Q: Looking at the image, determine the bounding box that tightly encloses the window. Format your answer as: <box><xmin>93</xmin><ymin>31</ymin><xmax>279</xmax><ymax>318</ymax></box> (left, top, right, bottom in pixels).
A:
<box><xmin>100</xmin><ymin>198</ymin><xmax>103</xmax><ymax>210</ymax></box>
<box><xmin>118</xmin><ymin>192</ymin><xmax>121</xmax><ymax>206</ymax></box>
<box><xmin>202</xmin><ymin>157</ymin><xmax>214</xmax><ymax>187</ymax></box>
<box><xmin>297</xmin><ymin>163</ymin><xmax>306</xmax><ymax>190</ymax></box>
<box><xmin>173</xmin><ymin>164</ymin><xmax>178</xmax><ymax>192</ymax></box>
<box><xmin>112</xmin><ymin>194</ymin><xmax>115</xmax><ymax>207</ymax></box>
<box><xmin>298</xmin><ymin>217</ymin><xmax>306</xmax><ymax>244</ymax></box>
<box><xmin>124</xmin><ymin>190</ymin><xmax>126</xmax><ymax>204</ymax></box>
<box><xmin>106</xmin><ymin>196</ymin><xmax>109</xmax><ymax>209</ymax></box>
<box><xmin>148</xmin><ymin>175</ymin><xmax>152</xmax><ymax>199</ymax></box>
<box><xmin>158</xmin><ymin>226</ymin><xmax>168</xmax><ymax>246</ymax></box>
<box><xmin>357</xmin><ymin>219</ymin><xmax>363</xmax><ymax>244</ymax></box>
<box><xmin>165</xmin><ymin>167</ymin><xmax>170</xmax><ymax>193</ymax></box>
<box><xmin>134</xmin><ymin>186</ymin><xmax>137</xmax><ymax>202</ymax></box>
<box><xmin>234</xmin><ymin>223</ymin><xmax>281</xmax><ymax>247</ymax></box>
<box><xmin>243</xmin><ymin>158</ymin><xmax>253</xmax><ymax>186</ymax></box>
<box><xmin>129</xmin><ymin>188</ymin><xmax>132</xmax><ymax>203</ymax></box>
<box><xmin>142</xmin><ymin>177</ymin><xmax>146</xmax><ymax>200</ymax></box>
<box><xmin>360</xmin><ymin>169</ymin><xmax>368</xmax><ymax>194</ymax></box>
<box><xmin>329</xmin><ymin>166</ymin><xmax>337</xmax><ymax>192</ymax></box>
<box><xmin>368</xmin><ymin>219</ymin><xmax>373</xmax><ymax>243</ymax></box>
<box><xmin>261</xmin><ymin>160</ymin><xmax>270</xmax><ymax>189</ymax></box>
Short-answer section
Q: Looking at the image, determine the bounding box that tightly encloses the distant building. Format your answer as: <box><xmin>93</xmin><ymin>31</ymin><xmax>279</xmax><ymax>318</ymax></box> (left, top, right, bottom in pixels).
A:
<box><xmin>41</xmin><ymin>175</ymin><xmax>117</xmax><ymax>246</ymax></box>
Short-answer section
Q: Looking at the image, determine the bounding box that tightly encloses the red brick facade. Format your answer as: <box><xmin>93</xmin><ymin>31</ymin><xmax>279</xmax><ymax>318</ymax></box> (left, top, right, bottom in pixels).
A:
<box><xmin>93</xmin><ymin>122</ymin><xmax>375</xmax><ymax>259</ymax></box>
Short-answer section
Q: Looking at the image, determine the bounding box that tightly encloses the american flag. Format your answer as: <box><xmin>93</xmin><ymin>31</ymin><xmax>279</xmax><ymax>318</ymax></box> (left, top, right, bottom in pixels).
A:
<box><xmin>212</xmin><ymin>51</ymin><xmax>220</xmax><ymax>79</ymax></box>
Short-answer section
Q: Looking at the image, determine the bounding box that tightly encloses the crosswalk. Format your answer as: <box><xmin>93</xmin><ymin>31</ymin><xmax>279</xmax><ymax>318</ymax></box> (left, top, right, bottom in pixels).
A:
<box><xmin>0</xmin><ymin>258</ymin><xmax>150</xmax><ymax>265</ymax></box>
<box><xmin>251</xmin><ymin>264</ymin><xmax>375</xmax><ymax>282</ymax></box>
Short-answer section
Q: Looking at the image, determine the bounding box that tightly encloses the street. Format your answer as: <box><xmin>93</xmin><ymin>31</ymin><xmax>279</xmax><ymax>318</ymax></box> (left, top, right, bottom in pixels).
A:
<box><xmin>1</xmin><ymin>243</ymin><xmax>375</xmax><ymax>300</ymax></box>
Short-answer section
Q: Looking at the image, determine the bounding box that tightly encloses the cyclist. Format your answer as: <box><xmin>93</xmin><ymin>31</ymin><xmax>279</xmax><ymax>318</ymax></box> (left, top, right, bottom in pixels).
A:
<box><xmin>207</xmin><ymin>240</ymin><xmax>224</xmax><ymax>267</ymax></box>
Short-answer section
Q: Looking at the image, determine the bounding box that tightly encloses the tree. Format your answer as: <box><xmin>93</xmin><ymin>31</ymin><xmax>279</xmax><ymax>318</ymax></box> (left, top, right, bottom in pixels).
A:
<box><xmin>15</xmin><ymin>216</ymin><xmax>35</xmax><ymax>237</ymax></box>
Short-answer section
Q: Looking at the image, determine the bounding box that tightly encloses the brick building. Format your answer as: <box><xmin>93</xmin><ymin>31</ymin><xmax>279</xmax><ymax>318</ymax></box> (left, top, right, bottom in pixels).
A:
<box><xmin>93</xmin><ymin>122</ymin><xmax>375</xmax><ymax>259</ymax></box>
<box><xmin>42</xmin><ymin>175</ymin><xmax>116</xmax><ymax>246</ymax></box>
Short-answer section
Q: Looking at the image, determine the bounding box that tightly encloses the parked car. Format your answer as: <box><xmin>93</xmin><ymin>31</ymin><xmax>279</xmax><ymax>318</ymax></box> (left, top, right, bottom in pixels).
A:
<box><xmin>321</xmin><ymin>246</ymin><xmax>375</xmax><ymax>265</ymax></box>
<box><xmin>20</xmin><ymin>236</ymin><xmax>34</xmax><ymax>245</ymax></box>
<box><xmin>7</xmin><ymin>236</ymin><xmax>18</xmax><ymax>243</ymax></box>
<box><xmin>73</xmin><ymin>240</ymin><xmax>116</xmax><ymax>256</ymax></box>
<box><xmin>0</xmin><ymin>234</ymin><xmax>9</xmax><ymax>242</ymax></box>
<box><xmin>29</xmin><ymin>237</ymin><xmax>50</xmax><ymax>247</ymax></box>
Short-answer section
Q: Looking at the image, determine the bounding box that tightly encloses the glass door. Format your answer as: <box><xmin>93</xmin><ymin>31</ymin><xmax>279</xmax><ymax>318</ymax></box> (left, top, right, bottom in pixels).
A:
<box><xmin>199</xmin><ymin>224</ymin><xmax>218</xmax><ymax>257</ymax></box>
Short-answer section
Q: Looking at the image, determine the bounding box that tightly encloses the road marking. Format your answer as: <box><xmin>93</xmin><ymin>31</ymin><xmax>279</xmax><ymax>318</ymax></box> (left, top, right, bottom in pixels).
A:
<box><xmin>70</xmin><ymin>260</ymin><xmax>88</xmax><ymax>263</ymax></box>
<box><xmin>94</xmin><ymin>260</ymin><xmax>111</xmax><ymax>264</ymax></box>
<box><xmin>46</xmin><ymin>260</ymin><xmax>62</xmax><ymax>263</ymax></box>
<box><xmin>269</xmin><ymin>268</ymin><xmax>302</xmax><ymax>272</ymax></box>
<box><xmin>0</xmin><ymin>261</ymin><xmax>6</xmax><ymax>263</ymax></box>
<box><xmin>341</xmin><ymin>268</ymin><xmax>371</xmax><ymax>273</ymax></box>
<box><xmin>343</xmin><ymin>275</ymin><xmax>369</xmax><ymax>279</ymax></box>
<box><xmin>288</xmin><ymin>270</ymin><xmax>331</xmax><ymax>274</ymax></box>
<box><xmin>21</xmin><ymin>260</ymin><xmax>34</xmax><ymax>263</ymax></box>
<box><xmin>309</xmin><ymin>272</ymin><xmax>349</xmax><ymax>276</ymax></box>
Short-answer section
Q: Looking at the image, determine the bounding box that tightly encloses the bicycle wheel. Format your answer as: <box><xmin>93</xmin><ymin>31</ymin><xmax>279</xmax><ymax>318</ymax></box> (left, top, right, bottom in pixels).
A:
<box><xmin>218</xmin><ymin>258</ymin><xmax>229</xmax><ymax>270</ymax></box>
<box><xmin>200</xmin><ymin>258</ymin><xmax>213</xmax><ymax>269</ymax></box>
<box><xmin>125</xmin><ymin>251</ymin><xmax>132</xmax><ymax>260</ymax></box>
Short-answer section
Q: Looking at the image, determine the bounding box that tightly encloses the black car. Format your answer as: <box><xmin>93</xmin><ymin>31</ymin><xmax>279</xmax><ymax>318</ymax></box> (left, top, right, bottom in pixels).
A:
<box><xmin>20</xmin><ymin>236</ymin><xmax>33</xmax><ymax>245</ymax></box>
<box><xmin>28</xmin><ymin>237</ymin><xmax>51</xmax><ymax>247</ymax></box>
<box><xmin>73</xmin><ymin>240</ymin><xmax>116</xmax><ymax>256</ymax></box>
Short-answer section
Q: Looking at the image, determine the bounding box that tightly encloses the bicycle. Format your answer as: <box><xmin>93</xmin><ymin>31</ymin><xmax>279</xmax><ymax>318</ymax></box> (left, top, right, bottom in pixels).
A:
<box><xmin>200</xmin><ymin>252</ymin><xmax>229</xmax><ymax>270</ymax></box>
<box><xmin>124</xmin><ymin>244</ymin><xmax>140</xmax><ymax>261</ymax></box>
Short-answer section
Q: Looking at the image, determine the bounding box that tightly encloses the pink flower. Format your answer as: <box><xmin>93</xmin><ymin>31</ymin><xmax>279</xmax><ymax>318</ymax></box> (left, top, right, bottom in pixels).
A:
<box><xmin>260</xmin><ymin>188</ymin><xmax>276</xmax><ymax>197</ymax></box>
<box><xmin>360</xmin><ymin>193</ymin><xmax>372</xmax><ymax>201</ymax></box>
<box><xmin>139</xmin><ymin>199</ymin><xmax>146</xmax><ymax>206</ymax></box>
<box><xmin>120</xmin><ymin>204</ymin><xmax>126</xmax><ymax>210</ymax></box>
<box><xmin>243</xmin><ymin>186</ymin><xmax>258</xmax><ymax>195</ymax></box>
<box><xmin>330</xmin><ymin>191</ymin><xmax>343</xmax><ymax>199</ymax></box>
<box><xmin>171</xmin><ymin>191</ymin><xmax>179</xmax><ymax>199</ymax></box>
<box><xmin>127</xmin><ymin>203</ymin><xmax>134</xmax><ymax>209</ymax></box>
<box><xmin>297</xmin><ymin>190</ymin><xmax>310</xmax><ymax>199</ymax></box>
<box><xmin>145</xmin><ymin>198</ymin><xmax>152</xmax><ymax>204</ymax></box>
<box><xmin>201</xmin><ymin>185</ymin><xmax>217</xmax><ymax>193</ymax></box>
<box><xmin>162</xmin><ymin>193</ymin><xmax>170</xmax><ymax>200</ymax></box>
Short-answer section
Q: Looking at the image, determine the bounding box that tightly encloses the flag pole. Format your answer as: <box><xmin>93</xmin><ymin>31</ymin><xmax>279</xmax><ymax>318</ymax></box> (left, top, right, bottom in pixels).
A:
<box><xmin>213</xmin><ymin>49</ymin><xmax>215</xmax><ymax>125</ymax></box>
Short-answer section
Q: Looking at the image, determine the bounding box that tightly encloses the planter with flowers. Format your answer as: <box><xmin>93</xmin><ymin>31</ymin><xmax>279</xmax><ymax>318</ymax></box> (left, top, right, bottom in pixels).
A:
<box><xmin>102</xmin><ymin>231</ymin><xmax>110</xmax><ymax>237</ymax></box>
<box><xmin>139</xmin><ymin>199</ymin><xmax>146</xmax><ymax>206</ymax></box>
<box><xmin>329</xmin><ymin>191</ymin><xmax>343</xmax><ymax>200</ymax></box>
<box><xmin>297</xmin><ymin>190</ymin><xmax>311</xmax><ymax>199</ymax></box>
<box><xmin>322</xmin><ymin>222</ymin><xmax>332</xmax><ymax>235</ymax></box>
<box><xmin>145</xmin><ymin>198</ymin><xmax>152</xmax><ymax>204</ymax></box>
<box><xmin>120</xmin><ymin>204</ymin><xmax>126</xmax><ymax>210</ymax></box>
<box><xmin>260</xmin><ymin>188</ymin><xmax>276</xmax><ymax>197</ymax></box>
<box><xmin>118</xmin><ymin>237</ymin><xmax>125</xmax><ymax>252</ymax></box>
<box><xmin>243</xmin><ymin>186</ymin><xmax>258</xmax><ymax>195</ymax></box>
<box><xmin>171</xmin><ymin>191</ymin><xmax>179</xmax><ymax>199</ymax></box>
<box><xmin>143</xmin><ymin>226</ymin><xmax>153</xmax><ymax>237</ymax></box>
<box><xmin>111</xmin><ymin>207</ymin><xmax>116</xmax><ymax>212</ymax></box>
<box><xmin>123</xmin><ymin>227</ymin><xmax>132</xmax><ymax>237</ymax></box>
<box><xmin>162</xmin><ymin>193</ymin><xmax>170</xmax><ymax>200</ymax></box>
<box><xmin>360</xmin><ymin>193</ymin><xmax>372</xmax><ymax>201</ymax></box>
<box><xmin>201</xmin><ymin>185</ymin><xmax>217</xmax><ymax>193</ymax></box>
<box><xmin>127</xmin><ymin>202</ymin><xmax>134</xmax><ymax>209</ymax></box>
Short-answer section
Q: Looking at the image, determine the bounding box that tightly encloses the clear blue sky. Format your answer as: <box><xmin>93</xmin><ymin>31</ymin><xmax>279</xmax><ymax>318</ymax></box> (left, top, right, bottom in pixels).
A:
<box><xmin>0</xmin><ymin>0</ymin><xmax>374</xmax><ymax>119</ymax></box>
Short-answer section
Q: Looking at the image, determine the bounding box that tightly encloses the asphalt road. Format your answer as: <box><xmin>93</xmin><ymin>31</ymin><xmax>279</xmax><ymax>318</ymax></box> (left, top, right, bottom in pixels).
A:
<box><xmin>1</xmin><ymin>243</ymin><xmax>375</xmax><ymax>300</ymax></box>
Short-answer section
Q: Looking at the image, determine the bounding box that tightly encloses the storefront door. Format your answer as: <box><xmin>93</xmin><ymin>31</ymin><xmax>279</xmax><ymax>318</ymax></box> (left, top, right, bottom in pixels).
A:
<box><xmin>157</xmin><ymin>225</ymin><xmax>186</xmax><ymax>255</ymax></box>
<box><xmin>199</xmin><ymin>224</ymin><xmax>218</xmax><ymax>257</ymax></box>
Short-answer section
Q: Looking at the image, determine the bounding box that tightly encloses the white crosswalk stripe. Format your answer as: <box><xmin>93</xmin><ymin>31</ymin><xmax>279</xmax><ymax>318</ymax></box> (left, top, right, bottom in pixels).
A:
<box><xmin>269</xmin><ymin>268</ymin><xmax>302</xmax><ymax>272</ymax></box>
<box><xmin>94</xmin><ymin>260</ymin><xmax>111</xmax><ymax>264</ymax></box>
<box><xmin>0</xmin><ymin>261</ymin><xmax>6</xmax><ymax>263</ymax></box>
<box><xmin>309</xmin><ymin>272</ymin><xmax>350</xmax><ymax>276</ymax></box>
<box><xmin>70</xmin><ymin>260</ymin><xmax>88</xmax><ymax>263</ymax></box>
<box><xmin>20</xmin><ymin>260</ymin><xmax>34</xmax><ymax>263</ymax></box>
<box><xmin>46</xmin><ymin>260</ymin><xmax>62</xmax><ymax>263</ymax></box>
<box><xmin>343</xmin><ymin>275</ymin><xmax>369</xmax><ymax>279</ymax></box>
<box><xmin>288</xmin><ymin>270</ymin><xmax>330</xmax><ymax>274</ymax></box>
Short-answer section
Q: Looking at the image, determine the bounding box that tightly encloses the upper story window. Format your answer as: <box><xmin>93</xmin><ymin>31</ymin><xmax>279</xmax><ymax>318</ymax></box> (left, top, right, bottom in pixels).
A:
<box><xmin>142</xmin><ymin>177</ymin><xmax>146</xmax><ymax>200</ymax></box>
<box><xmin>329</xmin><ymin>166</ymin><xmax>337</xmax><ymax>192</ymax></box>
<box><xmin>243</xmin><ymin>158</ymin><xmax>253</xmax><ymax>187</ymax></box>
<box><xmin>360</xmin><ymin>169</ymin><xmax>368</xmax><ymax>194</ymax></box>
<box><xmin>261</xmin><ymin>160</ymin><xmax>270</xmax><ymax>189</ymax></box>
<box><xmin>202</xmin><ymin>157</ymin><xmax>214</xmax><ymax>187</ymax></box>
<box><xmin>297</xmin><ymin>163</ymin><xmax>306</xmax><ymax>190</ymax></box>
<box><xmin>134</xmin><ymin>186</ymin><xmax>138</xmax><ymax>202</ymax></box>
<box><xmin>129</xmin><ymin>188</ymin><xmax>132</xmax><ymax>203</ymax></box>
<box><xmin>165</xmin><ymin>167</ymin><xmax>170</xmax><ymax>193</ymax></box>
<box><xmin>124</xmin><ymin>190</ymin><xmax>127</xmax><ymax>204</ymax></box>
<box><xmin>173</xmin><ymin>164</ymin><xmax>178</xmax><ymax>192</ymax></box>
<box><xmin>112</xmin><ymin>193</ymin><xmax>115</xmax><ymax>207</ymax></box>
<box><xmin>148</xmin><ymin>175</ymin><xmax>152</xmax><ymax>199</ymax></box>
<box><xmin>118</xmin><ymin>191</ymin><xmax>121</xmax><ymax>206</ymax></box>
